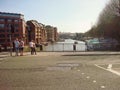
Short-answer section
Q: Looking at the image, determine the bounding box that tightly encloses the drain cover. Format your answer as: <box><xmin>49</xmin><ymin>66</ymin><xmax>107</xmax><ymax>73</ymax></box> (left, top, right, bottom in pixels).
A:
<box><xmin>57</xmin><ymin>63</ymin><xmax>79</xmax><ymax>67</ymax></box>
<box><xmin>47</xmin><ymin>66</ymin><xmax>71</xmax><ymax>71</ymax></box>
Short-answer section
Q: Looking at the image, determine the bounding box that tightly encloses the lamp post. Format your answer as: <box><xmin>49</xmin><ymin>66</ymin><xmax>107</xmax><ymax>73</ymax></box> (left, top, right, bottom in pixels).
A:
<box><xmin>9</xmin><ymin>24</ymin><xmax>12</xmax><ymax>56</ymax></box>
<box><xmin>27</xmin><ymin>25</ymin><xmax>31</xmax><ymax>42</ymax></box>
<box><xmin>9</xmin><ymin>24</ymin><xmax>15</xmax><ymax>56</ymax></box>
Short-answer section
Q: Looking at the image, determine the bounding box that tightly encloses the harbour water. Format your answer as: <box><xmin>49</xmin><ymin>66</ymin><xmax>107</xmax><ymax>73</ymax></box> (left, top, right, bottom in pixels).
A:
<box><xmin>45</xmin><ymin>39</ymin><xmax>86</xmax><ymax>51</ymax></box>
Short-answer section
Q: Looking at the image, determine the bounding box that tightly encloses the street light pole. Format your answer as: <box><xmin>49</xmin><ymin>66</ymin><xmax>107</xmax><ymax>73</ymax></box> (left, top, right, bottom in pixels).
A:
<box><xmin>9</xmin><ymin>24</ymin><xmax>15</xmax><ymax>56</ymax></box>
<box><xmin>9</xmin><ymin>33</ymin><xmax>12</xmax><ymax>56</ymax></box>
<box><xmin>9</xmin><ymin>24</ymin><xmax>12</xmax><ymax>56</ymax></box>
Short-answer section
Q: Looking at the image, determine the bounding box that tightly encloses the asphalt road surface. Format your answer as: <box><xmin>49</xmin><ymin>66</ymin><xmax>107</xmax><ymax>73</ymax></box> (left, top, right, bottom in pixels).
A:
<box><xmin>0</xmin><ymin>52</ymin><xmax>120</xmax><ymax>90</ymax></box>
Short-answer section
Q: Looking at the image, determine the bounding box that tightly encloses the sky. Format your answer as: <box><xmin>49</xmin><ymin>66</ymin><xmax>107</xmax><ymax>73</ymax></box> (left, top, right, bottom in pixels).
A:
<box><xmin>0</xmin><ymin>0</ymin><xmax>109</xmax><ymax>33</ymax></box>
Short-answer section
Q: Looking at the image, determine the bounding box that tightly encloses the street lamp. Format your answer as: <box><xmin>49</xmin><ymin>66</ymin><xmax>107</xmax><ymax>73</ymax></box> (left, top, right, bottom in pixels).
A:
<box><xmin>27</xmin><ymin>25</ymin><xmax>31</xmax><ymax>42</ymax></box>
<box><xmin>9</xmin><ymin>24</ymin><xmax>14</xmax><ymax>56</ymax></box>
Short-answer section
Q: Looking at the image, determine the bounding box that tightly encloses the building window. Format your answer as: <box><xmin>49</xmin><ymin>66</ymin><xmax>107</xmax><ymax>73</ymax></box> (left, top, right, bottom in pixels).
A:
<box><xmin>7</xmin><ymin>34</ymin><xmax>10</xmax><ymax>37</ymax></box>
<box><xmin>7</xmin><ymin>19</ymin><xmax>12</xmax><ymax>22</ymax></box>
<box><xmin>0</xmin><ymin>19</ymin><xmax>5</xmax><ymax>22</ymax></box>
<box><xmin>14</xmin><ymin>19</ymin><xmax>19</xmax><ymax>22</ymax></box>
<box><xmin>14</xmin><ymin>24</ymin><xmax>19</xmax><ymax>28</ymax></box>
<box><xmin>7</xmin><ymin>29</ymin><xmax>10</xmax><ymax>32</ymax></box>
<box><xmin>0</xmin><ymin>29</ymin><xmax>5</xmax><ymax>32</ymax></box>
<box><xmin>14</xmin><ymin>34</ymin><xmax>19</xmax><ymax>37</ymax></box>
<box><xmin>0</xmin><ymin>24</ymin><xmax>5</xmax><ymax>28</ymax></box>
<box><xmin>0</xmin><ymin>39</ymin><xmax>5</xmax><ymax>43</ymax></box>
<box><xmin>7</xmin><ymin>39</ymin><xmax>10</xmax><ymax>42</ymax></box>
<box><xmin>15</xmin><ymin>29</ymin><xmax>19</xmax><ymax>32</ymax></box>
<box><xmin>0</xmin><ymin>34</ymin><xmax>5</xmax><ymax>38</ymax></box>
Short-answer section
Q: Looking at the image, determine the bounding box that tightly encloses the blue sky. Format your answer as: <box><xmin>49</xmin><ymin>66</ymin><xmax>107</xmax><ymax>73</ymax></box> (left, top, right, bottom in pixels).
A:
<box><xmin>0</xmin><ymin>0</ymin><xmax>109</xmax><ymax>33</ymax></box>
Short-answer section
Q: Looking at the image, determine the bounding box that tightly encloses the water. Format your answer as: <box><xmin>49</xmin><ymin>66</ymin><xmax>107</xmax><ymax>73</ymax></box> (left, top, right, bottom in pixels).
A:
<box><xmin>44</xmin><ymin>39</ymin><xmax>86</xmax><ymax>51</ymax></box>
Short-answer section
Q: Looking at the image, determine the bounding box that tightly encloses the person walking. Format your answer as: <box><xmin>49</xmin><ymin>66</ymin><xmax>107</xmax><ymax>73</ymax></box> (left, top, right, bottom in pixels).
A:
<box><xmin>73</xmin><ymin>44</ymin><xmax>76</xmax><ymax>52</ymax></box>
<box><xmin>33</xmin><ymin>41</ymin><xmax>37</xmax><ymax>55</ymax></box>
<box><xmin>19</xmin><ymin>38</ymin><xmax>24</xmax><ymax>56</ymax></box>
<box><xmin>29</xmin><ymin>40</ymin><xmax>34</xmax><ymax>55</ymax></box>
<box><xmin>14</xmin><ymin>38</ymin><xmax>20</xmax><ymax>56</ymax></box>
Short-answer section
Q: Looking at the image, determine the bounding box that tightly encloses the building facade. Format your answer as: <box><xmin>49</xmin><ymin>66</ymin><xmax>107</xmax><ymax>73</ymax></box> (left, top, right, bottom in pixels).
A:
<box><xmin>0</xmin><ymin>12</ymin><xmax>26</xmax><ymax>47</ymax></box>
<box><xmin>45</xmin><ymin>25</ymin><xmax>58</xmax><ymax>42</ymax></box>
<box><xmin>0</xmin><ymin>12</ymin><xmax>58</xmax><ymax>49</ymax></box>
<box><xmin>26</xmin><ymin>20</ymin><xmax>47</xmax><ymax>44</ymax></box>
<box><xmin>54</xmin><ymin>27</ymin><xmax>58</xmax><ymax>41</ymax></box>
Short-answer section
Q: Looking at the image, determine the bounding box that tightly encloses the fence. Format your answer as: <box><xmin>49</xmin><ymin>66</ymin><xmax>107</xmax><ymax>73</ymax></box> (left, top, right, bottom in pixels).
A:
<box><xmin>44</xmin><ymin>43</ymin><xmax>86</xmax><ymax>52</ymax></box>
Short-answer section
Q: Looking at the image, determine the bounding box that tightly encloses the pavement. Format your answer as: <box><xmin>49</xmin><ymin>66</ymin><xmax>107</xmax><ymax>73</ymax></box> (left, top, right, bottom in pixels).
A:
<box><xmin>1</xmin><ymin>51</ymin><xmax>120</xmax><ymax>57</ymax></box>
<box><xmin>0</xmin><ymin>51</ymin><xmax>120</xmax><ymax>90</ymax></box>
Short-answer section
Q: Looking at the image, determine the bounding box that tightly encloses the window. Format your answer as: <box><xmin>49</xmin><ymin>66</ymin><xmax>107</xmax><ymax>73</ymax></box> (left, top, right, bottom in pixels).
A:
<box><xmin>14</xmin><ymin>24</ymin><xmax>19</xmax><ymax>28</ymax></box>
<box><xmin>7</xmin><ymin>29</ymin><xmax>10</xmax><ymax>32</ymax></box>
<box><xmin>7</xmin><ymin>19</ymin><xmax>12</xmax><ymax>22</ymax></box>
<box><xmin>0</xmin><ymin>39</ymin><xmax>5</xmax><ymax>43</ymax></box>
<box><xmin>0</xmin><ymin>29</ymin><xmax>5</xmax><ymax>32</ymax></box>
<box><xmin>7</xmin><ymin>34</ymin><xmax>10</xmax><ymax>37</ymax></box>
<box><xmin>0</xmin><ymin>24</ymin><xmax>5</xmax><ymax>28</ymax></box>
<box><xmin>7</xmin><ymin>39</ymin><xmax>10</xmax><ymax>42</ymax></box>
<box><xmin>15</xmin><ymin>29</ymin><xmax>19</xmax><ymax>32</ymax></box>
<box><xmin>0</xmin><ymin>34</ymin><xmax>5</xmax><ymax>38</ymax></box>
<box><xmin>14</xmin><ymin>19</ymin><xmax>19</xmax><ymax>22</ymax></box>
<box><xmin>14</xmin><ymin>34</ymin><xmax>19</xmax><ymax>37</ymax></box>
<box><xmin>0</xmin><ymin>19</ymin><xmax>5</xmax><ymax>22</ymax></box>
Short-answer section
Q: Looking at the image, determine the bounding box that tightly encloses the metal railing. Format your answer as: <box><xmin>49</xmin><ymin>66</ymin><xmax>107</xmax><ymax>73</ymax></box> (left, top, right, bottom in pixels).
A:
<box><xmin>44</xmin><ymin>43</ymin><xmax>86</xmax><ymax>52</ymax></box>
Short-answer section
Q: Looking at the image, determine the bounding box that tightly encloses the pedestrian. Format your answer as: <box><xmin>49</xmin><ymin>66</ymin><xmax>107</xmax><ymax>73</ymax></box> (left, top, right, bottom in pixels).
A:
<box><xmin>14</xmin><ymin>38</ymin><xmax>20</xmax><ymax>56</ymax></box>
<box><xmin>39</xmin><ymin>43</ymin><xmax>43</xmax><ymax>51</ymax></box>
<box><xmin>19</xmin><ymin>38</ymin><xmax>24</xmax><ymax>56</ymax></box>
<box><xmin>73</xmin><ymin>44</ymin><xmax>76</xmax><ymax>52</ymax></box>
<box><xmin>12</xmin><ymin>41</ymin><xmax>15</xmax><ymax>52</ymax></box>
<box><xmin>0</xmin><ymin>45</ymin><xmax>1</xmax><ymax>52</ymax></box>
<box><xmin>85</xmin><ymin>41</ymin><xmax>88</xmax><ymax>51</ymax></box>
<box><xmin>33</xmin><ymin>41</ymin><xmax>37</xmax><ymax>55</ymax></box>
<box><xmin>29</xmin><ymin>40</ymin><xmax>34</xmax><ymax>55</ymax></box>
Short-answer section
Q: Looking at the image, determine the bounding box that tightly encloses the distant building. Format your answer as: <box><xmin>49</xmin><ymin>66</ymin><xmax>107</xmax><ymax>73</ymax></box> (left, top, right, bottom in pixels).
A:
<box><xmin>45</xmin><ymin>25</ymin><xmax>58</xmax><ymax>42</ymax></box>
<box><xmin>39</xmin><ymin>23</ymin><xmax>47</xmax><ymax>43</ymax></box>
<box><xmin>59</xmin><ymin>32</ymin><xmax>76</xmax><ymax>39</ymax></box>
<box><xmin>54</xmin><ymin>27</ymin><xmax>59</xmax><ymax>41</ymax></box>
<box><xmin>0</xmin><ymin>12</ymin><xmax>26</xmax><ymax>46</ymax></box>
<box><xmin>26</xmin><ymin>20</ymin><xmax>47</xmax><ymax>44</ymax></box>
<box><xmin>0</xmin><ymin>12</ymin><xmax>59</xmax><ymax>49</ymax></box>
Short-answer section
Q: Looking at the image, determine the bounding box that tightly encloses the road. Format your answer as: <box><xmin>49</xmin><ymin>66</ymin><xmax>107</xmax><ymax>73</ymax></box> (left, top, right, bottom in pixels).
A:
<box><xmin>0</xmin><ymin>52</ymin><xmax>120</xmax><ymax>90</ymax></box>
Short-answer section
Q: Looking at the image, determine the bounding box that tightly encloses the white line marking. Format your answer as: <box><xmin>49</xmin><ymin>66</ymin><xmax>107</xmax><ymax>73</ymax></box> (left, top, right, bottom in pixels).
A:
<box><xmin>82</xmin><ymin>73</ymin><xmax>85</xmax><ymax>75</ymax></box>
<box><xmin>93</xmin><ymin>80</ymin><xmax>96</xmax><ymax>83</ymax></box>
<box><xmin>101</xmin><ymin>86</ymin><xmax>105</xmax><ymax>89</ymax></box>
<box><xmin>86</xmin><ymin>76</ymin><xmax>90</xmax><ymax>79</ymax></box>
<box><xmin>95</xmin><ymin>64</ymin><xmax>120</xmax><ymax>76</ymax></box>
<box><xmin>107</xmin><ymin>64</ymin><xmax>112</xmax><ymax>69</ymax></box>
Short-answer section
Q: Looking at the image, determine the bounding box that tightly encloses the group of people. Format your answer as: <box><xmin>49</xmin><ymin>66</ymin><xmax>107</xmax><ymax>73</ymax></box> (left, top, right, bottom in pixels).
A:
<box><xmin>13</xmin><ymin>38</ymin><xmax>37</xmax><ymax>56</ymax></box>
<box><xmin>29</xmin><ymin>40</ymin><xmax>37</xmax><ymax>55</ymax></box>
<box><xmin>13</xmin><ymin>38</ymin><xmax>24</xmax><ymax>56</ymax></box>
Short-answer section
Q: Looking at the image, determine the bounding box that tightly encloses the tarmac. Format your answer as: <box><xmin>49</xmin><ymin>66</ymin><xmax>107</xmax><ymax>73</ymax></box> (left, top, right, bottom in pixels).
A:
<box><xmin>0</xmin><ymin>51</ymin><xmax>120</xmax><ymax>90</ymax></box>
<box><xmin>1</xmin><ymin>51</ymin><xmax>120</xmax><ymax>57</ymax></box>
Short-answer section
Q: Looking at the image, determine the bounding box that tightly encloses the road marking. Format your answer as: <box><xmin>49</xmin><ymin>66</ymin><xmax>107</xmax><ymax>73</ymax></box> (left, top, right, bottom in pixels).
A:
<box><xmin>93</xmin><ymin>80</ymin><xmax>96</xmax><ymax>83</ymax></box>
<box><xmin>95</xmin><ymin>64</ymin><xmax>120</xmax><ymax>76</ymax></box>
<box><xmin>101</xmin><ymin>86</ymin><xmax>105</xmax><ymax>89</ymax></box>
<box><xmin>86</xmin><ymin>76</ymin><xmax>90</xmax><ymax>79</ymax></box>
<box><xmin>107</xmin><ymin>64</ymin><xmax>112</xmax><ymax>69</ymax></box>
<box><xmin>82</xmin><ymin>73</ymin><xmax>85</xmax><ymax>75</ymax></box>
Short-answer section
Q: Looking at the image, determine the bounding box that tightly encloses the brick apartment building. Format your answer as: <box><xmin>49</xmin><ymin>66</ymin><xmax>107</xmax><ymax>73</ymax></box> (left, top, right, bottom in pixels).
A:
<box><xmin>26</xmin><ymin>20</ymin><xmax>47</xmax><ymax>44</ymax></box>
<box><xmin>0</xmin><ymin>12</ymin><xmax>58</xmax><ymax>49</ymax></box>
<box><xmin>0</xmin><ymin>12</ymin><xmax>26</xmax><ymax>47</ymax></box>
<box><xmin>45</xmin><ymin>25</ymin><xmax>58</xmax><ymax>42</ymax></box>
<box><xmin>54</xmin><ymin>27</ymin><xmax>58</xmax><ymax>41</ymax></box>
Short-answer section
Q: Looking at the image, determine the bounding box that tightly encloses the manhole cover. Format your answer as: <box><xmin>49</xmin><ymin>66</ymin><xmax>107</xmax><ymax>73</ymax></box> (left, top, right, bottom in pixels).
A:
<box><xmin>57</xmin><ymin>63</ymin><xmax>79</xmax><ymax>67</ymax></box>
<box><xmin>47</xmin><ymin>66</ymin><xmax>71</xmax><ymax>71</ymax></box>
